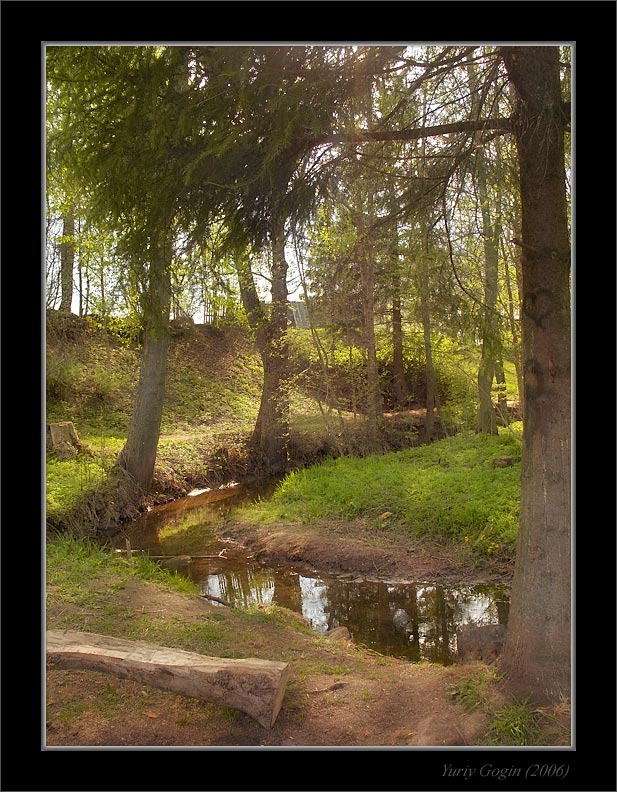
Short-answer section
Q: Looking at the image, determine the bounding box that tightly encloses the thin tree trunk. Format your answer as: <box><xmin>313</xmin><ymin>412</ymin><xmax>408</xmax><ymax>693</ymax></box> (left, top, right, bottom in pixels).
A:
<box><xmin>418</xmin><ymin>238</ymin><xmax>436</xmax><ymax>442</ymax></box>
<box><xmin>360</xmin><ymin>246</ymin><xmax>382</xmax><ymax>451</ymax></box>
<box><xmin>513</xmin><ymin>241</ymin><xmax>525</xmax><ymax>419</ymax></box>
<box><xmin>390</xmin><ymin>217</ymin><xmax>408</xmax><ymax>408</ymax></box>
<box><xmin>502</xmin><ymin>237</ymin><xmax>524</xmax><ymax>419</ymax></box>
<box><xmin>467</xmin><ymin>61</ymin><xmax>501</xmax><ymax>435</ymax></box>
<box><xmin>391</xmin><ymin>274</ymin><xmax>408</xmax><ymax>408</ymax></box>
<box><xmin>60</xmin><ymin>212</ymin><xmax>75</xmax><ymax>313</ymax></box>
<box><xmin>99</xmin><ymin>256</ymin><xmax>106</xmax><ymax>318</ymax></box>
<box><xmin>500</xmin><ymin>45</ymin><xmax>571</xmax><ymax>703</ymax></box>
<box><xmin>476</xmin><ymin>212</ymin><xmax>502</xmax><ymax>433</ymax></box>
<box><xmin>494</xmin><ymin>358</ymin><xmax>508</xmax><ymax>425</ymax></box>
<box><xmin>419</xmin><ymin>292</ymin><xmax>435</xmax><ymax>441</ymax></box>
<box><xmin>77</xmin><ymin>217</ymin><xmax>84</xmax><ymax>317</ymax></box>
<box><xmin>417</xmin><ymin>97</ymin><xmax>437</xmax><ymax>441</ymax></box>
<box><xmin>118</xmin><ymin>236</ymin><xmax>172</xmax><ymax>492</ymax></box>
<box><xmin>477</xmin><ymin>352</ymin><xmax>496</xmax><ymax>434</ymax></box>
<box><xmin>237</xmin><ymin>220</ymin><xmax>290</xmax><ymax>472</ymax></box>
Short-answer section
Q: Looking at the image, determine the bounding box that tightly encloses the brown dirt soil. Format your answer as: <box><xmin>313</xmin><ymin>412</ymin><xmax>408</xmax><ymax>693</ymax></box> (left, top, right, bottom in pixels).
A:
<box><xmin>46</xmin><ymin>580</ymin><xmax>494</xmax><ymax>747</ymax></box>
<box><xmin>219</xmin><ymin>517</ymin><xmax>514</xmax><ymax>586</ymax></box>
<box><xmin>46</xmin><ymin>576</ymin><xmax>569</xmax><ymax>748</ymax></box>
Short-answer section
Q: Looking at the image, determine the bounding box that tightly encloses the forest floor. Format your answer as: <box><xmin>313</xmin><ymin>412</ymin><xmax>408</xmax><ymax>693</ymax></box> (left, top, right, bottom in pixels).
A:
<box><xmin>45</xmin><ymin>579</ymin><xmax>511</xmax><ymax>748</ymax></box>
<box><xmin>45</xmin><ymin>315</ymin><xmax>568</xmax><ymax>748</ymax></box>
<box><xmin>46</xmin><ymin>526</ymin><xmax>569</xmax><ymax>748</ymax></box>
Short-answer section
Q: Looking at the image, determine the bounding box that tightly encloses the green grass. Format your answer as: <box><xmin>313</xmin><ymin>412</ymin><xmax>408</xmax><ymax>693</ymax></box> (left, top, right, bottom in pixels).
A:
<box><xmin>243</xmin><ymin>426</ymin><xmax>522</xmax><ymax>558</ymax></box>
<box><xmin>103</xmin><ymin>616</ymin><xmax>226</xmax><ymax>654</ymax></box>
<box><xmin>449</xmin><ymin>668</ymin><xmax>498</xmax><ymax>710</ymax></box>
<box><xmin>485</xmin><ymin>700</ymin><xmax>540</xmax><ymax>746</ymax></box>
<box><xmin>46</xmin><ymin>535</ymin><xmax>198</xmax><ymax>603</ymax></box>
<box><xmin>46</xmin><ymin>454</ymin><xmax>109</xmax><ymax>522</ymax></box>
<box><xmin>47</xmin><ymin>317</ymin><xmax>523</xmax><ymax>545</ymax></box>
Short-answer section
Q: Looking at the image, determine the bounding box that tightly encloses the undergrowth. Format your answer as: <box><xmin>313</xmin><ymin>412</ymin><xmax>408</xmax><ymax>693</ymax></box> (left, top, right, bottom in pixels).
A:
<box><xmin>449</xmin><ymin>669</ymin><xmax>544</xmax><ymax>746</ymax></box>
<box><xmin>485</xmin><ymin>700</ymin><xmax>540</xmax><ymax>746</ymax></box>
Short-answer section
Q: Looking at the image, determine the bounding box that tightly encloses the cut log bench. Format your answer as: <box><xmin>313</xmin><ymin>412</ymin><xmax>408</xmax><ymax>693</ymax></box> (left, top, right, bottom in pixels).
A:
<box><xmin>46</xmin><ymin>630</ymin><xmax>289</xmax><ymax>729</ymax></box>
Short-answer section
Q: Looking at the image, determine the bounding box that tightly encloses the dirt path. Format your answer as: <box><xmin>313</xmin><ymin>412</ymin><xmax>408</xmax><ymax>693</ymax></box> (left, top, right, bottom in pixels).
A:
<box><xmin>46</xmin><ymin>580</ymin><xmax>494</xmax><ymax>747</ymax></box>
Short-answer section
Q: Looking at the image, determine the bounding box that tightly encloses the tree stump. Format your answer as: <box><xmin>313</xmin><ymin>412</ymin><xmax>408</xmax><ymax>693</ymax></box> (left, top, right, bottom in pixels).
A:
<box><xmin>46</xmin><ymin>630</ymin><xmax>290</xmax><ymax>729</ymax></box>
<box><xmin>492</xmin><ymin>456</ymin><xmax>514</xmax><ymax>468</ymax></box>
<box><xmin>47</xmin><ymin>422</ymin><xmax>83</xmax><ymax>459</ymax></box>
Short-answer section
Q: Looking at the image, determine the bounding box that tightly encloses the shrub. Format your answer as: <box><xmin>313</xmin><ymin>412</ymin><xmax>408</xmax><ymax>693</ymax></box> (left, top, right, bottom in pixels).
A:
<box><xmin>46</xmin><ymin>355</ymin><xmax>82</xmax><ymax>401</ymax></box>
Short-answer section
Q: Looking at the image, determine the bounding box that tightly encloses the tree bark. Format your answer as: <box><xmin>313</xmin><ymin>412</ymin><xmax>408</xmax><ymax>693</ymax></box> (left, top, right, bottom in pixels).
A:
<box><xmin>492</xmin><ymin>358</ymin><xmax>508</xmax><ymax>425</ymax></box>
<box><xmin>468</xmin><ymin>61</ymin><xmax>502</xmax><ymax>435</ymax></box>
<box><xmin>418</xmin><ymin>241</ymin><xmax>436</xmax><ymax>442</ymax></box>
<box><xmin>502</xmin><ymin>238</ymin><xmax>524</xmax><ymax>420</ymax></box>
<box><xmin>499</xmin><ymin>46</ymin><xmax>571</xmax><ymax>702</ymax></box>
<box><xmin>118</xmin><ymin>236</ymin><xmax>172</xmax><ymax>492</ymax></box>
<box><xmin>237</xmin><ymin>219</ymin><xmax>290</xmax><ymax>472</ymax></box>
<box><xmin>360</xmin><ymin>245</ymin><xmax>383</xmax><ymax>451</ymax></box>
<box><xmin>476</xmin><ymin>197</ymin><xmax>500</xmax><ymax>435</ymax></box>
<box><xmin>391</xmin><ymin>263</ymin><xmax>408</xmax><ymax>408</ymax></box>
<box><xmin>60</xmin><ymin>212</ymin><xmax>75</xmax><ymax>313</ymax></box>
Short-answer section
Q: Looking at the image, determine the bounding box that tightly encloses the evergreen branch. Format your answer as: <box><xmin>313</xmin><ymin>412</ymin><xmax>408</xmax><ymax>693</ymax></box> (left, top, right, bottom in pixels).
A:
<box><xmin>310</xmin><ymin>116</ymin><xmax>512</xmax><ymax>149</ymax></box>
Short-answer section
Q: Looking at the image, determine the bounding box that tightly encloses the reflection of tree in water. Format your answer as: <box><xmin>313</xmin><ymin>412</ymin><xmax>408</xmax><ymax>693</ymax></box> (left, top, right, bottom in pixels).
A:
<box><xmin>202</xmin><ymin>566</ymin><xmax>305</xmax><ymax>613</ymax></box>
<box><xmin>272</xmin><ymin>570</ymin><xmax>302</xmax><ymax>613</ymax></box>
<box><xmin>414</xmin><ymin>586</ymin><xmax>456</xmax><ymax>665</ymax></box>
<box><xmin>196</xmin><ymin>562</ymin><xmax>510</xmax><ymax>665</ymax></box>
<box><xmin>496</xmin><ymin>599</ymin><xmax>510</xmax><ymax>626</ymax></box>
<box><xmin>206</xmin><ymin>567</ymin><xmax>275</xmax><ymax>607</ymax></box>
<box><xmin>324</xmin><ymin>583</ymin><xmax>509</xmax><ymax>664</ymax></box>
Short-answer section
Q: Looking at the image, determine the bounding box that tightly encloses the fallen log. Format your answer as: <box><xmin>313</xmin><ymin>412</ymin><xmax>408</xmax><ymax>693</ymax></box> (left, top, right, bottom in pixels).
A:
<box><xmin>46</xmin><ymin>630</ymin><xmax>289</xmax><ymax>729</ymax></box>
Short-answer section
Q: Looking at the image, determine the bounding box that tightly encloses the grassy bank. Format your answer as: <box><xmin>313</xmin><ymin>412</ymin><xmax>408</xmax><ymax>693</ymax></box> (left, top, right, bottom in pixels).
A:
<box><xmin>47</xmin><ymin>535</ymin><xmax>198</xmax><ymax>605</ymax></box>
<box><xmin>46</xmin><ymin>311</ymin><xmax>521</xmax><ymax>545</ymax></box>
<box><xmin>243</xmin><ymin>426</ymin><xmax>522</xmax><ymax>559</ymax></box>
<box><xmin>45</xmin><ymin>534</ymin><xmax>569</xmax><ymax>747</ymax></box>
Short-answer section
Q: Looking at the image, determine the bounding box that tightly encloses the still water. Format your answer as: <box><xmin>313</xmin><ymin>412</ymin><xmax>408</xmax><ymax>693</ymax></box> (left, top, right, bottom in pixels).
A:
<box><xmin>118</xmin><ymin>484</ymin><xmax>510</xmax><ymax>666</ymax></box>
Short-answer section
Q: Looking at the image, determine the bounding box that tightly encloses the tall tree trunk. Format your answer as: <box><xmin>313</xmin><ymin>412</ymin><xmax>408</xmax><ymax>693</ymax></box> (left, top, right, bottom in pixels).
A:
<box><xmin>476</xmin><ymin>201</ymin><xmax>500</xmax><ymax>434</ymax></box>
<box><xmin>273</xmin><ymin>573</ymin><xmax>302</xmax><ymax>614</ymax></box>
<box><xmin>418</xmin><ymin>239</ymin><xmax>436</xmax><ymax>441</ymax></box>
<box><xmin>237</xmin><ymin>220</ymin><xmax>290</xmax><ymax>472</ymax></box>
<box><xmin>78</xmin><ymin>241</ymin><xmax>84</xmax><ymax>317</ymax></box>
<box><xmin>60</xmin><ymin>211</ymin><xmax>75</xmax><ymax>313</ymax></box>
<box><xmin>477</xmin><ymin>351</ymin><xmax>496</xmax><ymax>433</ymax></box>
<box><xmin>502</xmin><ymin>237</ymin><xmax>524</xmax><ymax>419</ymax></box>
<box><xmin>500</xmin><ymin>46</ymin><xmax>571</xmax><ymax>702</ymax></box>
<box><xmin>360</xmin><ymin>245</ymin><xmax>383</xmax><ymax>451</ymax></box>
<box><xmin>467</xmin><ymin>59</ymin><xmax>504</xmax><ymax>434</ymax></box>
<box><xmin>390</xmin><ymin>218</ymin><xmax>408</xmax><ymax>408</ymax></box>
<box><xmin>494</xmin><ymin>358</ymin><xmax>508</xmax><ymax>425</ymax></box>
<box><xmin>118</xmin><ymin>236</ymin><xmax>172</xmax><ymax>492</ymax></box>
<box><xmin>99</xmin><ymin>256</ymin><xmax>106</xmax><ymax>318</ymax></box>
<box><xmin>391</xmin><ymin>271</ymin><xmax>408</xmax><ymax>409</ymax></box>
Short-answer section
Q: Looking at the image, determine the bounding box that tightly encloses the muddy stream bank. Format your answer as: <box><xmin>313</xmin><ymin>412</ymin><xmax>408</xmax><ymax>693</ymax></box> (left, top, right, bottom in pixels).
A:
<box><xmin>112</xmin><ymin>482</ymin><xmax>511</xmax><ymax>666</ymax></box>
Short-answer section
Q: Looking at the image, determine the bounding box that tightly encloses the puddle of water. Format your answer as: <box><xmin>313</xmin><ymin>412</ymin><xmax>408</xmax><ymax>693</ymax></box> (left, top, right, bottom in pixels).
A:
<box><xmin>191</xmin><ymin>551</ymin><xmax>509</xmax><ymax>665</ymax></box>
<box><xmin>117</xmin><ymin>487</ymin><xmax>510</xmax><ymax>665</ymax></box>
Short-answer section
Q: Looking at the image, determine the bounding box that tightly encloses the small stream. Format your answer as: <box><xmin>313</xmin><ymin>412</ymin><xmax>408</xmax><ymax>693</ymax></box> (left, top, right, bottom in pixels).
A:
<box><xmin>116</xmin><ymin>483</ymin><xmax>510</xmax><ymax>666</ymax></box>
